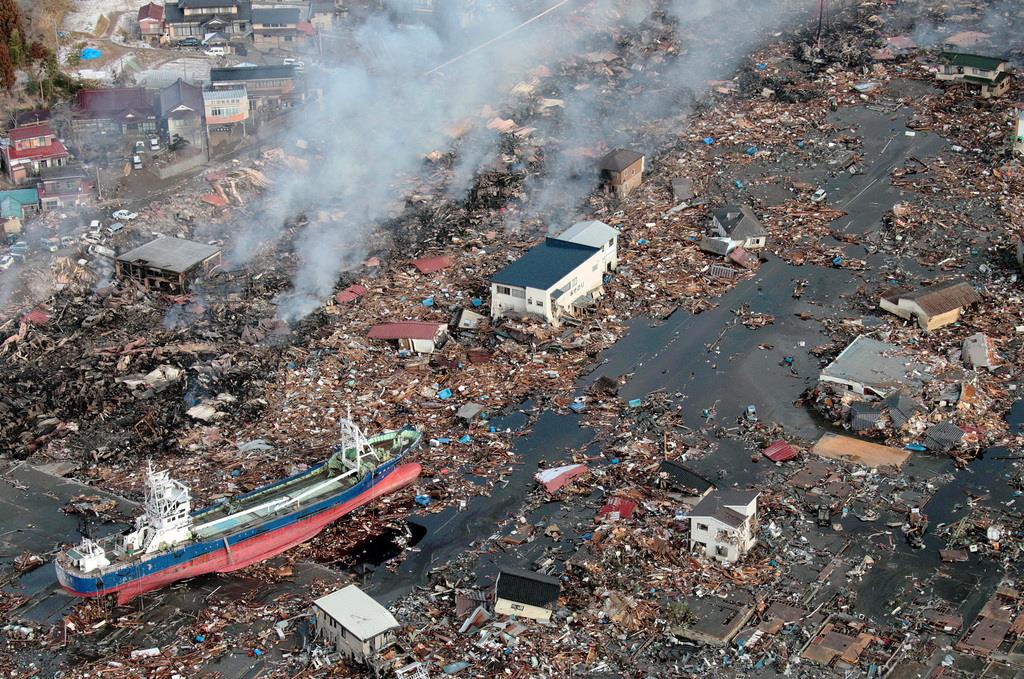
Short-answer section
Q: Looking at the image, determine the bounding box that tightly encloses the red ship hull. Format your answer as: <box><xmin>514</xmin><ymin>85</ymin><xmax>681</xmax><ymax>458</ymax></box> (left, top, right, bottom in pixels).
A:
<box><xmin>60</xmin><ymin>462</ymin><xmax>421</xmax><ymax>604</ymax></box>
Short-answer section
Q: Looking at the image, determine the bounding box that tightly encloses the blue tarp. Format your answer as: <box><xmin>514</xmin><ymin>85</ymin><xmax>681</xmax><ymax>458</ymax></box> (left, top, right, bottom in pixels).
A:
<box><xmin>81</xmin><ymin>48</ymin><xmax>102</xmax><ymax>60</ymax></box>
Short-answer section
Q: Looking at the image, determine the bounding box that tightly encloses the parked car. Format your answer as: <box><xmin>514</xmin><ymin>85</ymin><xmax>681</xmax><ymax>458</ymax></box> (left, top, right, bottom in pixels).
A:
<box><xmin>112</xmin><ymin>210</ymin><xmax>138</xmax><ymax>221</ymax></box>
<box><xmin>177</xmin><ymin>37</ymin><xmax>200</xmax><ymax>47</ymax></box>
<box><xmin>132</xmin><ymin>154</ymin><xmax>143</xmax><ymax>170</ymax></box>
<box><xmin>204</xmin><ymin>46</ymin><xmax>227</xmax><ymax>57</ymax></box>
<box><xmin>81</xmin><ymin>233</ymin><xmax>102</xmax><ymax>245</ymax></box>
<box><xmin>810</xmin><ymin>188</ymin><xmax>827</xmax><ymax>203</ymax></box>
<box><xmin>105</xmin><ymin>222</ymin><xmax>125</xmax><ymax>236</ymax></box>
<box><xmin>61</xmin><ymin>236</ymin><xmax>77</xmax><ymax>248</ymax></box>
<box><xmin>10</xmin><ymin>240</ymin><xmax>28</xmax><ymax>255</ymax></box>
<box><xmin>744</xmin><ymin>405</ymin><xmax>758</xmax><ymax>422</ymax></box>
<box><xmin>149</xmin><ymin>137</ymin><xmax>160</xmax><ymax>151</ymax></box>
<box><xmin>134</xmin><ymin>140</ymin><xmax>146</xmax><ymax>153</ymax></box>
<box><xmin>0</xmin><ymin>254</ymin><xmax>14</xmax><ymax>270</ymax></box>
<box><xmin>41</xmin><ymin>236</ymin><xmax>60</xmax><ymax>252</ymax></box>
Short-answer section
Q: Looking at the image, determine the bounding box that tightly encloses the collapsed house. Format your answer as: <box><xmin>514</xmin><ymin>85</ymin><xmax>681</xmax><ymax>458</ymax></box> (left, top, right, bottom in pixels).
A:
<box><xmin>115</xmin><ymin>237</ymin><xmax>223</xmax><ymax>292</ymax></box>
<box><xmin>878</xmin><ymin>280</ymin><xmax>982</xmax><ymax>331</ymax></box>
<box><xmin>818</xmin><ymin>335</ymin><xmax>926</xmax><ymax>397</ymax></box>
<box><xmin>366</xmin><ymin>321</ymin><xmax>448</xmax><ymax>354</ymax></box>
<box><xmin>494</xmin><ymin>568</ymin><xmax>562</xmax><ymax>623</ymax></box>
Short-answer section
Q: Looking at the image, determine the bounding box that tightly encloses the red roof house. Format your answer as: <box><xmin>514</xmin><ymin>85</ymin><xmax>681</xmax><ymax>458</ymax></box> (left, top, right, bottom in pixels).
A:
<box><xmin>2</xmin><ymin>122</ymin><xmax>70</xmax><ymax>184</ymax></box>
<box><xmin>412</xmin><ymin>254</ymin><xmax>453</xmax><ymax>274</ymax></box>
<box><xmin>137</xmin><ymin>2</ymin><xmax>164</xmax><ymax>35</ymax></box>
<box><xmin>762</xmin><ymin>439</ymin><xmax>798</xmax><ymax>463</ymax></box>
<box><xmin>367</xmin><ymin>321</ymin><xmax>447</xmax><ymax>353</ymax></box>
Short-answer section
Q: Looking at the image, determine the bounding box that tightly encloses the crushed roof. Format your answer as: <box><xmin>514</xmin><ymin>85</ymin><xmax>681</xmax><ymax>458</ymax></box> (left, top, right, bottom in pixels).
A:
<box><xmin>367</xmin><ymin>321</ymin><xmax>445</xmax><ymax>341</ymax></box>
<box><xmin>712</xmin><ymin>205</ymin><xmax>766</xmax><ymax>239</ymax></box>
<box><xmin>820</xmin><ymin>335</ymin><xmax>926</xmax><ymax>393</ymax></box>
<box><xmin>117</xmin><ymin>237</ymin><xmax>221</xmax><ymax>273</ymax></box>
<box><xmin>657</xmin><ymin>459</ymin><xmax>714</xmax><ymax>494</ymax></box>
<box><xmin>313</xmin><ymin>585</ymin><xmax>398</xmax><ymax>640</ymax></box>
<box><xmin>963</xmin><ymin>332</ymin><xmax>1000</xmax><ymax>369</ymax></box>
<box><xmin>490</xmin><ymin>238</ymin><xmax>599</xmax><ymax>290</ymax></box>
<box><xmin>890</xmin><ymin>280</ymin><xmax>982</xmax><ymax>316</ymax></box>
<box><xmin>925</xmin><ymin>422</ymin><xmax>965</xmax><ymax>451</ymax></box>
<box><xmin>883</xmin><ymin>391</ymin><xmax>922</xmax><ymax>428</ymax></box>
<box><xmin>598</xmin><ymin>148</ymin><xmax>644</xmax><ymax>172</ymax></box>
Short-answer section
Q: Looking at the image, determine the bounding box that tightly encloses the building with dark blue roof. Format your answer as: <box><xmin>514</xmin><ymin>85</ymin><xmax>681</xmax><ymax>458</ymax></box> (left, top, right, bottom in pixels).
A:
<box><xmin>489</xmin><ymin>235</ymin><xmax>610</xmax><ymax>327</ymax></box>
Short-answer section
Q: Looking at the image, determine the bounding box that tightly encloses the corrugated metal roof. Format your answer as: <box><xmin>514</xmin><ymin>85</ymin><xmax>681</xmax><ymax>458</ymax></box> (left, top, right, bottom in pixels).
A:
<box><xmin>367</xmin><ymin>321</ymin><xmax>444</xmax><ymax>341</ymax></box>
<box><xmin>762</xmin><ymin>440</ymin><xmax>798</xmax><ymax>462</ymax></box>
<box><xmin>7</xmin><ymin>122</ymin><xmax>53</xmax><ymax>142</ymax></box>
<box><xmin>554</xmin><ymin>220</ymin><xmax>617</xmax><ymax>249</ymax></box>
<box><xmin>925</xmin><ymin>422</ymin><xmax>964</xmax><ymax>452</ymax></box>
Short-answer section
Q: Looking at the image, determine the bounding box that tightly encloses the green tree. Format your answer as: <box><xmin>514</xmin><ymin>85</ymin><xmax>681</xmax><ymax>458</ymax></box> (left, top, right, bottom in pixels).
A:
<box><xmin>8</xmin><ymin>27</ymin><xmax>21</xmax><ymax>66</ymax></box>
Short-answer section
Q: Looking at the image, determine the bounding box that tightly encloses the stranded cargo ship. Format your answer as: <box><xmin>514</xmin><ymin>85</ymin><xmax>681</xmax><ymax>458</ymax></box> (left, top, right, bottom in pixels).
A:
<box><xmin>55</xmin><ymin>420</ymin><xmax>421</xmax><ymax>604</ymax></box>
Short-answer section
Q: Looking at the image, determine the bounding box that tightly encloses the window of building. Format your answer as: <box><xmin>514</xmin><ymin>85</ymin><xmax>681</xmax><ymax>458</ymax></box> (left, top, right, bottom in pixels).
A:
<box><xmin>696</xmin><ymin>523</ymin><xmax>708</xmax><ymax>532</ymax></box>
<box><xmin>716</xmin><ymin>545</ymin><xmax>729</xmax><ymax>557</ymax></box>
<box><xmin>497</xmin><ymin>285</ymin><xmax>511</xmax><ymax>295</ymax></box>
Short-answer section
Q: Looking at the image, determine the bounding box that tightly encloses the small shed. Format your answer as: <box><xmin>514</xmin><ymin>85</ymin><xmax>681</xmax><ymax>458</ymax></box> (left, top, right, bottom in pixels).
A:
<box><xmin>494</xmin><ymin>568</ymin><xmax>561</xmax><ymax>622</ymax></box>
<box><xmin>367</xmin><ymin>321</ymin><xmax>447</xmax><ymax>354</ymax></box>
<box><xmin>312</xmin><ymin>585</ymin><xmax>399</xmax><ymax>662</ymax></box>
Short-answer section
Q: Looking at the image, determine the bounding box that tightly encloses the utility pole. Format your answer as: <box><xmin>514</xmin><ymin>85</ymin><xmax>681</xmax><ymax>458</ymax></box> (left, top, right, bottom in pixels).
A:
<box><xmin>815</xmin><ymin>0</ymin><xmax>828</xmax><ymax>49</ymax></box>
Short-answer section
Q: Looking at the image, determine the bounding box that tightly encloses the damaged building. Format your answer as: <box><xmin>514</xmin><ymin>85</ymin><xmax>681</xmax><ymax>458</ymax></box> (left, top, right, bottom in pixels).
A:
<box><xmin>115</xmin><ymin>237</ymin><xmax>223</xmax><ymax>292</ymax></box>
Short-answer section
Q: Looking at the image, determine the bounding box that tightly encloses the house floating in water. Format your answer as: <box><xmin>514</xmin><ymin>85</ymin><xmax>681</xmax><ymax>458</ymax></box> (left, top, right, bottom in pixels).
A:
<box><xmin>935</xmin><ymin>52</ymin><xmax>1012</xmax><ymax>99</ymax></box>
<box><xmin>879</xmin><ymin>280</ymin><xmax>982</xmax><ymax>331</ymax></box>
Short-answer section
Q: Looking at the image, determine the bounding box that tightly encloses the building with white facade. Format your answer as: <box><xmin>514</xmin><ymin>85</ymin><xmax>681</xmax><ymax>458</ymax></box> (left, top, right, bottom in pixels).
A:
<box><xmin>709</xmin><ymin>205</ymin><xmax>767</xmax><ymax>251</ymax></box>
<box><xmin>688</xmin><ymin>490</ymin><xmax>759</xmax><ymax>563</ymax></box>
<box><xmin>312</xmin><ymin>585</ymin><xmax>399</xmax><ymax>662</ymax></box>
<box><xmin>490</xmin><ymin>233</ymin><xmax>611</xmax><ymax>327</ymax></box>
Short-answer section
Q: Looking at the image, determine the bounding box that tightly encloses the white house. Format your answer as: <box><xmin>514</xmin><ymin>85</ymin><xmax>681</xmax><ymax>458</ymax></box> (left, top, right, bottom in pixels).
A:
<box><xmin>490</xmin><ymin>237</ymin><xmax>607</xmax><ymax>326</ymax></box>
<box><xmin>688</xmin><ymin>490</ymin><xmax>759</xmax><ymax>563</ymax></box>
<box><xmin>709</xmin><ymin>205</ymin><xmax>767</xmax><ymax>250</ymax></box>
<box><xmin>1015</xmin><ymin>109</ymin><xmax>1024</xmax><ymax>155</ymax></box>
<box><xmin>553</xmin><ymin>220</ymin><xmax>619</xmax><ymax>272</ymax></box>
<box><xmin>312</xmin><ymin>585</ymin><xmax>400</xmax><ymax>662</ymax></box>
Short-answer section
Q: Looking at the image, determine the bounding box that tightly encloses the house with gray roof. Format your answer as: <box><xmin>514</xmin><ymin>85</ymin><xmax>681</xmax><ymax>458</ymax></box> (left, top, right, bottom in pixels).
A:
<box><xmin>688</xmin><ymin>489</ymin><xmax>759</xmax><ymax>563</ymax></box>
<box><xmin>552</xmin><ymin>220</ymin><xmax>618</xmax><ymax>272</ymax></box>
<box><xmin>598</xmin><ymin>148</ymin><xmax>644</xmax><ymax>197</ymax></box>
<box><xmin>819</xmin><ymin>335</ymin><xmax>928</xmax><ymax>398</ymax></box>
<box><xmin>709</xmin><ymin>205</ymin><xmax>767</xmax><ymax>250</ymax></box>
<box><xmin>115</xmin><ymin>237</ymin><xmax>222</xmax><ymax>292</ymax></box>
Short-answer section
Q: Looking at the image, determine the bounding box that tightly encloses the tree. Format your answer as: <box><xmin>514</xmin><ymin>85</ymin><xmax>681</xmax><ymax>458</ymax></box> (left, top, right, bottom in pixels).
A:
<box><xmin>0</xmin><ymin>0</ymin><xmax>24</xmax><ymax>47</ymax></box>
<box><xmin>8</xmin><ymin>27</ymin><xmax>21</xmax><ymax>66</ymax></box>
<box><xmin>27</xmin><ymin>41</ymin><xmax>48</xmax><ymax>62</ymax></box>
<box><xmin>0</xmin><ymin>41</ymin><xmax>14</xmax><ymax>91</ymax></box>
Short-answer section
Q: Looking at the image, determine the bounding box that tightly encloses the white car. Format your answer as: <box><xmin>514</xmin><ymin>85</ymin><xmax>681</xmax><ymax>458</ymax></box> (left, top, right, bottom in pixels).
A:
<box><xmin>0</xmin><ymin>255</ymin><xmax>14</xmax><ymax>270</ymax></box>
<box><xmin>112</xmin><ymin>210</ymin><xmax>138</xmax><ymax>221</ymax></box>
<box><xmin>81</xmin><ymin>232</ymin><xmax>102</xmax><ymax>245</ymax></box>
